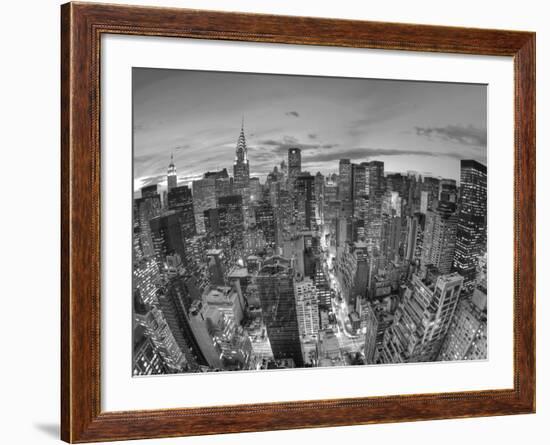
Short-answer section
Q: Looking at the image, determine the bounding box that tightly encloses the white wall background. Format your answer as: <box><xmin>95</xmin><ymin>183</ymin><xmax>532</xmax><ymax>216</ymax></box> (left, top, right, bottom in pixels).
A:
<box><xmin>0</xmin><ymin>0</ymin><xmax>545</xmax><ymax>444</ymax></box>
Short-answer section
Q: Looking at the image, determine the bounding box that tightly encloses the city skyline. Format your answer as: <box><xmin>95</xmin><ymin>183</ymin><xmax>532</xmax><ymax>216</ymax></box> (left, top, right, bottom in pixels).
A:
<box><xmin>132</xmin><ymin>69</ymin><xmax>487</xmax><ymax>376</ymax></box>
<box><xmin>133</xmin><ymin>68</ymin><xmax>487</xmax><ymax>192</ymax></box>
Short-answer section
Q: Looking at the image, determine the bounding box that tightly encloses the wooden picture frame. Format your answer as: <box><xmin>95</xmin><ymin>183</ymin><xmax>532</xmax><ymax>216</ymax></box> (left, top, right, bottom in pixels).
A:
<box><xmin>61</xmin><ymin>2</ymin><xmax>535</xmax><ymax>442</ymax></box>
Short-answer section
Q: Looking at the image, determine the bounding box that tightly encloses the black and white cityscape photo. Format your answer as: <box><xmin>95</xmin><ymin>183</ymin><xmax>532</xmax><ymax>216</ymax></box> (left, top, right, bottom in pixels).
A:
<box><xmin>132</xmin><ymin>68</ymin><xmax>488</xmax><ymax>376</ymax></box>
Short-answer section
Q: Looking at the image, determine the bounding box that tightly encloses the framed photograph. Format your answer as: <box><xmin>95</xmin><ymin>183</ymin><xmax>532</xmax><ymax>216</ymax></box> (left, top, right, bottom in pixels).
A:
<box><xmin>61</xmin><ymin>2</ymin><xmax>535</xmax><ymax>443</ymax></box>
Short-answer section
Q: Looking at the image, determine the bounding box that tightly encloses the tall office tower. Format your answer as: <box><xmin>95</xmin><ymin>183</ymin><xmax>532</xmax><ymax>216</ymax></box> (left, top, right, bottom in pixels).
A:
<box><xmin>313</xmin><ymin>259</ymin><xmax>332</xmax><ymax>308</ymax></box>
<box><xmin>352</xmin><ymin>163</ymin><xmax>367</xmax><ymax>218</ymax></box>
<box><xmin>192</xmin><ymin>177</ymin><xmax>217</xmax><ymax>234</ymax></box>
<box><xmin>133</xmin><ymin>326</ymin><xmax>167</xmax><ymax>375</ymax></box>
<box><xmin>280</xmin><ymin>159</ymin><xmax>288</xmax><ymax>181</ymax></box>
<box><xmin>381</xmin><ymin>215</ymin><xmax>402</xmax><ymax>264</ymax></box>
<box><xmin>287</xmin><ymin>148</ymin><xmax>302</xmax><ymax>191</ymax></box>
<box><xmin>167</xmin><ymin>185</ymin><xmax>196</xmax><ymax>240</ymax></box>
<box><xmin>167</xmin><ymin>153</ymin><xmax>177</xmax><ymax>192</ymax></box>
<box><xmin>324</xmin><ymin>179</ymin><xmax>337</xmax><ymax>202</ymax></box>
<box><xmin>268</xmin><ymin>180</ymin><xmax>281</xmax><ymax>209</ymax></box>
<box><xmin>453</xmin><ymin>159</ymin><xmax>487</xmax><ymax>293</ymax></box>
<box><xmin>278</xmin><ymin>189</ymin><xmax>295</xmax><ymax>238</ymax></box>
<box><xmin>334</xmin><ymin>241</ymin><xmax>370</xmax><ymax>310</ymax></box>
<box><xmin>255</xmin><ymin>200</ymin><xmax>276</xmax><ymax>246</ymax></box>
<box><xmin>366</xmin><ymin>161</ymin><xmax>385</xmax><ymax>194</ymax></box>
<box><xmin>439</xmin><ymin>178</ymin><xmax>458</xmax><ymax>203</ymax></box>
<box><xmin>338</xmin><ymin>159</ymin><xmax>352</xmax><ymax>201</ymax></box>
<box><xmin>438</xmin><ymin>298</ymin><xmax>487</xmax><ymax>361</ymax></box>
<box><xmin>217</xmin><ymin>194</ymin><xmax>245</xmax><ymax>246</ymax></box>
<box><xmin>134</xmin><ymin>295</ymin><xmax>187</xmax><ymax>372</ymax></box>
<box><xmin>256</xmin><ymin>257</ymin><xmax>304</xmax><ymax>367</ymax></box>
<box><xmin>156</xmin><ymin>281</ymin><xmax>206</xmax><ymax>370</ymax></box>
<box><xmin>420</xmin><ymin>190</ymin><xmax>429</xmax><ymax>214</ymax></box>
<box><xmin>188</xmin><ymin>300</ymin><xmax>224</xmax><ymax>369</ymax></box>
<box><xmin>203</xmin><ymin>207</ymin><xmax>227</xmax><ymax>236</ymax></box>
<box><xmin>363</xmin><ymin>161</ymin><xmax>385</xmax><ymax>254</ymax></box>
<box><xmin>379</xmin><ymin>273</ymin><xmax>463</xmax><ymax>363</ymax></box>
<box><xmin>296</xmin><ymin>173</ymin><xmax>314</xmax><ymax>230</ymax></box>
<box><xmin>206</xmin><ymin>249</ymin><xmax>226</xmax><ymax>286</ymax></box>
<box><xmin>249</xmin><ymin>177</ymin><xmax>261</xmax><ymax>202</ymax></box>
<box><xmin>386</xmin><ymin>173</ymin><xmax>406</xmax><ymax>198</ymax></box>
<box><xmin>360</xmin><ymin>301</ymin><xmax>378</xmax><ymax>364</ymax></box>
<box><xmin>133</xmin><ymin>257</ymin><xmax>161</xmax><ymax>305</ymax></box>
<box><xmin>185</xmin><ymin>235</ymin><xmax>210</xmax><ymax>293</ymax></box>
<box><xmin>233</xmin><ymin>119</ymin><xmax>250</xmax><ymax>191</ymax></box>
<box><xmin>282</xmin><ymin>235</ymin><xmax>305</xmax><ymax>277</ymax></box>
<box><xmin>149</xmin><ymin>210</ymin><xmax>187</xmax><ymax>270</ymax></box>
<box><xmin>134</xmin><ymin>185</ymin><xmax>162</xmax><ymax>258</ymax></box>
<box><xmin>422</xmin><ymin>201</ymin><xmax>458</xmax><ymax>274</ymax></box>
<box><xmin>405</xmin><ymin>213</ymin><xmax>425</xmax><ymax>263</ymax></box>
<box><xmin>294</xmin><ymin>277</ymin><xmax>320</xmax><ymax>339</ymax></box>
<box><xmin>422</xmin><ymin>176</ymin><xmax>441</xmax><ymax>211</ymax></box>
<box><xmin>214</xmin><ymin>177</ymin><xmax>234</xmax><ymax>199</ymax></box>
<box><xmin>314</xmin><ymin>172</ymin><xmax>325</xmax><ymax>223</ymax></box>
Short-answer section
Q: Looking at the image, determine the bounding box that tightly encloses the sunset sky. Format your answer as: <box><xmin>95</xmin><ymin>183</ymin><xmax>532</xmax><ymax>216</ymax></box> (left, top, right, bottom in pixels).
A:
<box><xmin>133</xmin><ymin>68</ymin><xmax>487</xmax><ymax>192</ymax></box>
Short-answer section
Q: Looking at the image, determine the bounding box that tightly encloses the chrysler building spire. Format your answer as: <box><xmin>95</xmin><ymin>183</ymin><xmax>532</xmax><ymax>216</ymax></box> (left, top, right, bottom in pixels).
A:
<box><xmin>235</xmin><ymin>115</ymin><xmax>248</xmax><ymax>163</ymax></box>
<box><xmin>233</xmin><ymin>117</ymin><xmax>250</xmax><ymax>190</ymax></box>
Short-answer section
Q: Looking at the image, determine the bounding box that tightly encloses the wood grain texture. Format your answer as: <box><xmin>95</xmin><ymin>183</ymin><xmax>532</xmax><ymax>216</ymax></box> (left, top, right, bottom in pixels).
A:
<box><xmin>60</xmin><ymin>2</ymin><xmax>536</xmax><ymax>443</ymax></box>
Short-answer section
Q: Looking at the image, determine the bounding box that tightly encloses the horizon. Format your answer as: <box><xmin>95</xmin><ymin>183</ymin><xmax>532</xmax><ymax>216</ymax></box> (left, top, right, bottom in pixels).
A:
<box><xmin>133</xmin><ymin>68</ymin><xmax>487</xmax><ymax>193</ymax></box>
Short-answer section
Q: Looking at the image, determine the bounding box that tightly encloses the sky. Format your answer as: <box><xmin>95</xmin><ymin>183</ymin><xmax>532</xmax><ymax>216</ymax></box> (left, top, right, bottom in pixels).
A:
<box><xmin>133</xmin><ymin>68</ymin><xmax>487</xmax><ymax>192</ymax></box>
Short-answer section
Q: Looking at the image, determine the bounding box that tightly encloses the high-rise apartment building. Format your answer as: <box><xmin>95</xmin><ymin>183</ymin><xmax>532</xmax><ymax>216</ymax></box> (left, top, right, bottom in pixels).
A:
<box><xmin>379</xmin><ymin>273</ymin><xmax>463</xmax><ymax>363</ymax></box>
<box><xmin>422</xmin><ymin>201</ymin><xmax>458</xmax><ymax>274</ymax></box>
<box><xmin>453</xmin><ymin>159</ymin><xmax>487</xmax><ymax>293</ymax></box>
<box><xmin>192</xmin><ymin>177</ymin><xmax>217</xmax><ymax>234</ymax></box>
<box><xmin>338</xmin><ymin>159</ymin><xmax>352</xmax><ymax>201</ymax></box>
<box><xmin>167</xmin><ymin>185</ymin><xmax>196</xmax><ymax>240</ymax></box>
<box><xmin>438</xmin><ymin>298</ymin><xmax>487</xmax><ymax>361</ymax></box>
<box><xmin>149</xmin><ymin>211</ymin><xmax>187</xmax><ymax>269</ymax></box>
<box><xmin>287</xmin><ymin>148</ymin><xmax>302</xmax><ymax>191</ymax></box>
<box><xmin>294</xmin><ymin>277</ymin><xmax>320</xmax><ymax>339</ymax></box>
<box><xmin>256</xmin><ymin>256</ymin><xmax>304</xmax><ymax>367</ymax></box>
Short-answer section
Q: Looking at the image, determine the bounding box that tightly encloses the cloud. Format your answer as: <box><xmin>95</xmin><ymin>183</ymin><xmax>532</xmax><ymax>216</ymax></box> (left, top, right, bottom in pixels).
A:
<box><xmin>285</xmin><ymin>111</ymin><xmax>300</xmax><ymax>118</ymax></box>
<box><xmin>305</xmin><ymin>147</ymin><xmax>465</xmax><ymax>164</ymax></box>
<box><xmin>308</xmin><ymin>133</ymin><xmax>317</xmax><ymax>140</ymax></box>
<box><xmin>415</xmin><ymin>125</ymin><xmax>487</xmax><ymax>147</ymax></box>
<box><xmin>252</xmin><ymin>136</ymin><xmax>339</xmax><ymax>159</ymax></box>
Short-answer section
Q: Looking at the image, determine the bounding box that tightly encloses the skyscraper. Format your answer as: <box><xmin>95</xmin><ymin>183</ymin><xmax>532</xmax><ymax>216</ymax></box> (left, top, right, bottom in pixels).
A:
<box><xmin>167</xmin><ymin>153</ymin><xmax>177</xmax><ymax>192</ymax></box>
<box><xmin>149</xmin><ymin>211</ymin><xmax>187</xmax><ymax>269</ymax></box>
<box><xmin>422</xmin><ymin>201</ymin><xmax>458</xmax><ymax>274</ymax></box>
<box><xmin>438</xmin><ymin>298</ymin><xmax>487</xmax><ymax>361</ymax></box>
<box><xmin>134</xmin><ymin>185</ymin><xmax>162</xmax><ymax>258</ymax></box>
<box><xmin>217</xmin><ymin>195</ymin><xmax>245</xmax><ymax>246</ymax></box>
<box><xmin>287</xmin><ymin>148</ymin><xmax>301</xmax><ymax>191</ymax></box>
<box><xmin>453</xmin><ymin>159</ymin><xmax>487</xmax><ymax>293</ymax></box>
<box><xmin>167</xmin><ymin>185</ymin><xmax>196</xmax><ymax>240</ymax></box>
<box><xmin>294</xmin><ymin>277</ymin><xmax>320</xmax><ymax>339</ymax></box>
<box><xmin>338</xmin><ymin>159</ymin><xmax>352</xmax><ymax>201</ymax></box>
<box><xmin>192</xmin><ymin>177</ymin><xmax>217</xmax><ymax>234</ymax></box>
<box><xmin>296</xmin><ymin>172</ymin><xmax>314</xmax><ymax>230</ymax></box>
<box><xmin>379</xmin><ymin>273</ymin><xmax>463</xmax><ymax>363</ymax></box>
<box><xmin>256</xmin><ymin>256</ymin><xmax>304</xmax><ymax>367</ymax></box>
